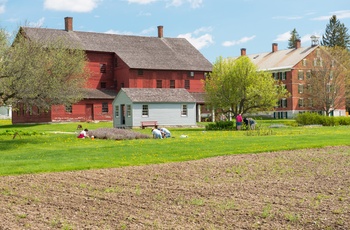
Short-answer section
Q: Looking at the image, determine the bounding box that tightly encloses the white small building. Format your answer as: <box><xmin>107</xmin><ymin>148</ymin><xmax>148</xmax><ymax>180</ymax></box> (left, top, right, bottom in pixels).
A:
<box><xmin>113</xmin><ymin>88</ymin><xmax>197</xmax><ymax>128</ymax></box>
<box><xmin>0</xmin><ymin>106</ymin><xmax>12</xmax><ymax>119</ymax></box>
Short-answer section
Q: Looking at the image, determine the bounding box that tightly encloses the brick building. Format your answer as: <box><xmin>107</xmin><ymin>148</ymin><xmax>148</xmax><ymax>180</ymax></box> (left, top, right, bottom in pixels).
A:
<box><xmin>239</xmin><ymin>39</ymin><xmax>346</xmax><ymax>118</ymax></box>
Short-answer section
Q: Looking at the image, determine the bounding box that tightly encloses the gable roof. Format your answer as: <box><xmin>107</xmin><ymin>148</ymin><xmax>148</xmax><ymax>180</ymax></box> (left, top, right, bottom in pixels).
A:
<box><xmin>20</xmin><ymin>27</ymin><xmax>213</xmax><ymax>72</ymax></box>
<box><xmin>119</xmin><ymin>88</ymin><xmax>196</xmax><ymax>103</ymax></box>
<box><xmin>243</xmin><ymin>46</ymin><xmax>319</xmax><ymax>71</ymax></box>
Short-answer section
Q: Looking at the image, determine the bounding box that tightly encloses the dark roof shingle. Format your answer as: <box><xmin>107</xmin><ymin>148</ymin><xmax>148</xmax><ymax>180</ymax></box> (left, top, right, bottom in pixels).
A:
<box><xmin>121</xmin><ymin>88</ymin><xmax>196</xmax><ymax>103</ymax></box>
<box><xmin>21</xmin><ymin>27</ymin><xmax>213</xmax><ymax>72</ymax></box>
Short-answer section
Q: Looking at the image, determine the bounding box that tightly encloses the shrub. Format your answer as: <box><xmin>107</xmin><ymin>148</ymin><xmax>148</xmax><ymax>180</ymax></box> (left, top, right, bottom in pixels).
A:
<box><xmin>205</xmin><ymin>121</ymin><xmax>235</xmax><ymax>130</ymax></box>
<box><xmin>88</xmin><ymin>128</ymin><xmax>151</xmax><ymax>140</ymax></box>
<box><xmin>295</xmin><ymin>112</ymin><xmax>350</xmax><ymax>126</ymax></box>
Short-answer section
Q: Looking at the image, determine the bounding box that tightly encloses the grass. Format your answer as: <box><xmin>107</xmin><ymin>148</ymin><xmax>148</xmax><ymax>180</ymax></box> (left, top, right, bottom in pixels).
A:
<box><xmin>1</xmin><ymin>119</ymin><xmax>350</xmax><ymax>176</ymax></box>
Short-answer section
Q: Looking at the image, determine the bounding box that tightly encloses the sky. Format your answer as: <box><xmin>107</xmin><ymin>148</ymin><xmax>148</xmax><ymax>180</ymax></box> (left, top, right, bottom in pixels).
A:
<box><xmin>0</xmin><ymin>0</ymin><xmax>350</xmax><ymax>63</ymax></box>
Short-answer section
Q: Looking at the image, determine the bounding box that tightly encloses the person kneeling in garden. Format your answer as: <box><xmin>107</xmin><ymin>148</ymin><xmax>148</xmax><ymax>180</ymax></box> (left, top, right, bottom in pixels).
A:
<box><xmin>77</xmin><ymin>129</ymin><xmax>89</xmax><ymax>139</ymax></box>
<box><xmin>152</xmin><ymin>128</ymin><xmax>163</xmax><ymax>139</ymax></box>
<box><xmin>159</xmin><ymin>127</ymin><xmax>171</xmax><ymax>138</ymax></box>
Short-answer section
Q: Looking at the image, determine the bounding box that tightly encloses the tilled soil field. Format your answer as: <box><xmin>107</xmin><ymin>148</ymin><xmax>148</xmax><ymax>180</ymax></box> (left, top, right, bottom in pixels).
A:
<box><xmin>0</xmin><ymin>146</ymin><xmax>349</xmax><ymax>229</ymax></box>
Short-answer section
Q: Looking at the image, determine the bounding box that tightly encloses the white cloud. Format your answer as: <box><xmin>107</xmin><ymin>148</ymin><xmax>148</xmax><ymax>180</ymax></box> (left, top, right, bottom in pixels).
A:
<box><xmin>312</xmin><ymin>10</ymin><xmax>350</xmax><ymax>21</ymax></box>
<box><xmin>105</xmin><ymin>30</ymin><xmax>134</xmax><ymax>35</ymax></box>
<box><xmin>167</xmin><ymin>0</ymin><xmax>203</xmax><ymax>8</ymax></box>
<box><xmin>28</xmin><ymin>17</ymin><xmax>45</xmax><ymax>28</ymax></box>
<box><xmin>0</xmin><ymin>0</ymin><xmax>7</xmax><ymax>14</ymax></box>
<box><xmin>0</xmin><ymin>5</ymin><xmax>5</xmax><ymax>14</ymax></box>
<box><xmin>127</xmin><ymin>0</ymin><xmax>158</xmax><ymax>4</ymax></box>
<box><xmin>128</xmin><ymin>0</ymin><xmax>203</xmax><ymax>8</ymax></box>
<box><xmin>105</xmin><ymin>26</ymin><xmax>154</xmax><ymax>36</ymax></box>
<box><xmin>274</xmin><ymin>31</ymin><xmax>290</xmax><ymax>42</ymax></box>
<box><xmin>222</xmin><ymin>35</ymin><xmax>256</xmax><ymax>47</ymax></box>
<box><xmin>44</xmin><ymin>0</ymin><xmax>100</xmax><ymax>13</ymax></box>
<box><xmin>178</xmin><ymin>27</ymin><xmax>213</xmax><ymax>50</ymax></box>
<box><xmin>272</xmin><ymin>16</ymin><xmax>302</xmax><ymax>20</ymax></box>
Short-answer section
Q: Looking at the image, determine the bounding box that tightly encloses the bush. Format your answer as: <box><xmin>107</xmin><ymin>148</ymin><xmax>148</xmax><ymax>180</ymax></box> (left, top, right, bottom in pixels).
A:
<box><xmin>88</xmin><ymin>128</ymin><xmax>151</xmax><ymax>140</ymax></box>
<box><xmin>295</xmin><ymin>112</ymin><xmax>350</xmax><ymax>126</ymax></box>
<box><xmin>205</xmin><ymin>121</ymin><xmax>235</xmax><ymax>130</ymax></box>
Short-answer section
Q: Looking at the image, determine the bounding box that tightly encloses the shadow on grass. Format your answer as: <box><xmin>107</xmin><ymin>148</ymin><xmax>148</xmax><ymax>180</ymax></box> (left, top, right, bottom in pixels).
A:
<box><xmin>0</xmin><ymin>137</ymin><xmax>44</xmax><ymax>152</ymax></box>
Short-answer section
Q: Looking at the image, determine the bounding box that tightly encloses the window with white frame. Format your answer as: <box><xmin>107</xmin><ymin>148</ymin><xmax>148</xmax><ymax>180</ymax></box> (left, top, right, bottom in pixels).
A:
<box><xmin>307</xmin><ymin>84</ymin><xmax>312</xmax><ymax>93</ymax></box>
<box><xmin>329</xmin><ymin>71</ymin><xmax>333</xmax><ymax>80</ymax></box>
<box><xmin>102</xmin><ymin>102</ymin><xmax>108</xmax><ymax>113</ymax></box>
<box><xmin>298</xmin><ymin>84</ymin><xmax>304</xmax><ymax>94</ymax></box>
<box><xmin>281</xmin><ymin>98</ymin><xmax>287</xmax><ymax>108</ymax></box>
<box><xmin>181</xmin><ymin>104</ymin><xmax>188</xmax><ymax>116</ymax></box>
<box><xmin>298</xmin><ymin>70</ymin><xmax>304</xmax><ymax>80</ymax></box>
<box><xmin>115</xmin><ymin>105</ymin><xmax>119</xmax><ymax>117</ymax></box>
<box><xmin>306</xmin><ymin>70</ymin><xmax>311</xmax><ymax>79</ymax></box>
<box><xmin>308</xmin><ymin>98</ymin><xmax>313</xmax><ymax>107</ymax></box>
<box><xmin>281</xmin><ymin>72</ymin><xmax>286</xmax><ymax>80</ymax></box>
<box><xmin>142</xmin><ymin>105</ymin><xmax>149</xmax><ymax>116</ymax></box>
<box><xmin>302</xmin><ymin>59</ymin><xmax>307</xmax><ymax>66</ymax></box>
<box><xmin>126</xmin><ymin>105</ymin><xmax>131</xmax><ymax>117</ymax></box>
<box><xmin>298</xmin><ymin>98</ymin><xmax>304</xmax><ymax>107</ymax></box>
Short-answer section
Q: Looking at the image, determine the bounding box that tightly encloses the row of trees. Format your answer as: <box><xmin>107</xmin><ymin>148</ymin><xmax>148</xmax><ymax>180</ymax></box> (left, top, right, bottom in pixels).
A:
<box><xmin>205</xmin><ymin>15</ymin><xmax>350</xmax><ymax>118</ymax></box>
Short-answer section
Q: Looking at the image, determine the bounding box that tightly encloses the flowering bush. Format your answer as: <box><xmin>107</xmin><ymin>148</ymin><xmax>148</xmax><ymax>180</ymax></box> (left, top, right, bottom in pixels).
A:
<box><xmin>88</xmin><ymin>128</ymin><xmax>151</xmax><ymax>140</ymax></box>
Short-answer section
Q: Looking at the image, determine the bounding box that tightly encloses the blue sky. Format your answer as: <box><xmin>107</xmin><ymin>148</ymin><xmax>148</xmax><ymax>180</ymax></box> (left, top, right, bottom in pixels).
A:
<box><xmin>0</xmin><ymin>0</ymin><xmax>349</xmax><ymax>62</ymax></box>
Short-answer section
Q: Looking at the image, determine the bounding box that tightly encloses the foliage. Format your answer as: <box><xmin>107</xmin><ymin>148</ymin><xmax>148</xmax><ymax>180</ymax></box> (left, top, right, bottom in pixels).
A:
<box><xmin>205</xmin><ymin>121</ymin><xmax>235</xmax><ymax>130</ymax></box>
<box><xmin>304</xmin><ymin>47</ymin><xmax>349</xmax><ymax>116</ymax></box>
<box><xmin>0</xmin><ymin>29</ymin><xmax>89</xmax><ymax>111</ymax></box>
<box><xmin>321</xmin><ymin>15</ymin><xmax>350</xmax><ymax>50</ymax></box>
<box><xmin>204</xmin><ymin>56</ymin><xmax>289</xmax><ymax>117</ymax></box>
<box><xmin>288</xmin><ymin>28</ymin><xmax>301</xmax><ymax>49</ymax></box>
<box><xmin>88</xmin><ymin>128</ymin><xmax>151</xmax><ymax>140</ymax></box>
<box><xmin>295</xmin><ymin>112</ymin><xmax>350</xmax><ymax>126</ymax></box>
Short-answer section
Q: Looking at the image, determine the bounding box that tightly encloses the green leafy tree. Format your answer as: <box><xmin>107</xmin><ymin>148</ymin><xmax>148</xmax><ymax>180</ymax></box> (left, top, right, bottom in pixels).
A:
<box><xmin>0</xmin><ymin>28</ymin><xmax>89</xmax><ymax>112</ymax></box>
<box><xmin>321</xmin><ymin>15</ymin><xmax>350</xmax><ymax>49</ymax></box>
<box><xmin>204</xmin><ymin>56</ymin><xmax>289</xmax><ymax>117</ymax></box>
<box><xmin>288</xmin><ymin>28</ymin><xmax>301</xmax><ymax>49</ymax></box>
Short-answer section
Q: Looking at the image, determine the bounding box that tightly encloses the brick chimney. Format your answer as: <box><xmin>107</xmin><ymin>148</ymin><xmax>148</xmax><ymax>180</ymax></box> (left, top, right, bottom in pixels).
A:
<box><xmin>65</xmin><ymin>17</ymin><xmax>73</xmax><ymax>31</ymax></box>
<box><xmin>295</xmin><ymin>39</ymin><xmax>301</xmax><ymax>49</ymax></box>
<box><xmin>241</xmin><ymin>48</ymin><xmax>246</xmax><ymax>56</ymax></box>
<box><xmin>272</xmin><ymin>43</ymin><xmax>278</xmax><ymax>52</ymax></box>
<box><xmin>157</xmin><ymin>25</ymin><xmax>163</xmax><ymax>38</ymax></box>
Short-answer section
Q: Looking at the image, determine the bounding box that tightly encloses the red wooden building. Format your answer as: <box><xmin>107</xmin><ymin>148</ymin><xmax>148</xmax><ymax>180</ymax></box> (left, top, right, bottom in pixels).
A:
<box><xmin>12</xmin><ymin>17</ymin><xmax>212</xmax><ymax>124</ymax></box>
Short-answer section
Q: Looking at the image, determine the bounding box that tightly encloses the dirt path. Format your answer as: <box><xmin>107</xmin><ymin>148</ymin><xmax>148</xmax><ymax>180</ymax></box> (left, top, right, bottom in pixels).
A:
<box><xmin>0</xmin><ymin>146</ymin><xmax>349</xmax><ymax>229</ymax></box>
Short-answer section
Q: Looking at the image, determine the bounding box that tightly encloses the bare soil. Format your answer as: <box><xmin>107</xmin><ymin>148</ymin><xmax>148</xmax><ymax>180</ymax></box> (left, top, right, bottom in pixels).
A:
<box><xmin>0</xmin><ymin>146</ymin><xmax>349</xmax><ymax>229</ymax></box>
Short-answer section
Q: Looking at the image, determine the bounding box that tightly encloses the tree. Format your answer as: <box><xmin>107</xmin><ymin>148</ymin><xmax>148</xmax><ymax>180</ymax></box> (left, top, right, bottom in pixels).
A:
<box><xmin>204</xmin><ymin>56</ymin><xmax>289</xmax><ymax>117</ymax></box>
<box><xmin>288</xmin><ymin>28</ymin><xmax>301</xmax><ymax>49</ymax></box>
<box><xmin>304</xmin><ymin>47</ymin><xmax>350</xmax><ymax>116</ymax></box>
<box><xmin>321</xmin><ymin>15</ymin><xmax>350</xmax><ymax>49</ymax></box>
<box><xmin>0</xmin><ymin>28</ymin><xmax>89</xmax><ymax>112</ymax></box>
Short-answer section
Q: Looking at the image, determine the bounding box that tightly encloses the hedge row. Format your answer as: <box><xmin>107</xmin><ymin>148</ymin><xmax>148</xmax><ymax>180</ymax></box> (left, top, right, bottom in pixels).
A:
<box><xmin>295</xmin><ymin>113</ymin><xmax>350</xmax><ymax>126</ymax></box>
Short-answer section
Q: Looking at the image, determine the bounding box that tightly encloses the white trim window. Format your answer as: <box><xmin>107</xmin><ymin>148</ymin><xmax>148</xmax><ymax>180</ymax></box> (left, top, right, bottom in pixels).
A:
<box><xmin>126</xmin><ymin>105</ymin><xmax>131</xmax><ymax>117</ymax></box>
<box><xmin>115</xmin><ymin>105</ymin><xmax>119</xmax><ymax>117</ymax></box>
<box><xmin>181</xmin><ymin>104</ymin><xmax>188</xmax><ymax>116</ymax></box>
<box><xmin>142</xmin><ymin>105</ymin><xmax>149</xmax><ymax>117</ymax></box>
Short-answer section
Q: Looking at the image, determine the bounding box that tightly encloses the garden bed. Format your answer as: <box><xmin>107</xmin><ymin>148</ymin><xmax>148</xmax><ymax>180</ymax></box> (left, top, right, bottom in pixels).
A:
<box><xmin>0</xmin><ymin>146</ymin><xmax>349</xmax><ymax>229</ymax></box>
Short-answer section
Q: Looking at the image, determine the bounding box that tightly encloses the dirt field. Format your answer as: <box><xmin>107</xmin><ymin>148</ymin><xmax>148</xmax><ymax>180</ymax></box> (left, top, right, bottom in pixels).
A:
<box><xmin>0</xmin><ymin>146</ymin><xmax>349</xmax><ymax>229</ymax></box>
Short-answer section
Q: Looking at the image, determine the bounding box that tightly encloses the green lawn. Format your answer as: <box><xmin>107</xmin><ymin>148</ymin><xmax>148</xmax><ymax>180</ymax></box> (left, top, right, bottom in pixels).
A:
<box><xmin>1</xmin><ymin>119</ymin><xmax>349</xmax><ymax>176</ymax></box>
